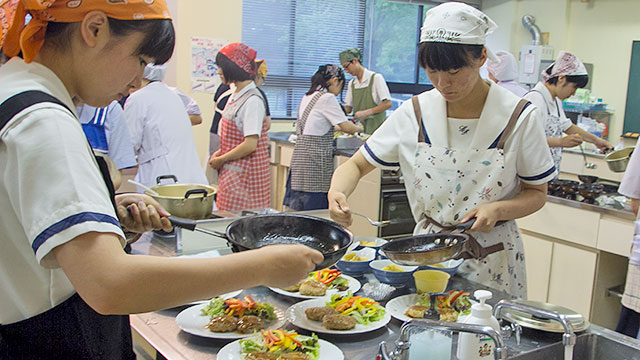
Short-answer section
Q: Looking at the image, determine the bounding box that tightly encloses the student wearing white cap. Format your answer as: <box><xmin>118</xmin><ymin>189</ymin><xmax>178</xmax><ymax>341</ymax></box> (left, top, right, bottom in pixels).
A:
<box><xmin>124</xmin><ymin>63</ymin><xmax>208</xmax><ymax>190</ymax></box>
<box><xmin>524</xmin><ymin>51</ymin><xmax>612</xmax><ymax>173</ymax></box>
<box><xmin>328</xmin><ymin>2</ymin><xmax>556</xmax><ymax>297</ymax></box>
<box><xmin>487</xmin><ymin>50</ymin><xmax>528</xmax><ymax>97</ymax></box>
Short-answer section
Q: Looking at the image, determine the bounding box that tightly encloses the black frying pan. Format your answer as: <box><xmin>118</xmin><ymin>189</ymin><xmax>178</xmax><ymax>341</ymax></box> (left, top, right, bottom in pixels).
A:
<box><xmin>380</xmin><ymin>219</ymin><xmax>507</xmax><ymax>265</ymax></box>
<box><xmin>170</xmin><ymin>214</ymin><xmax>353</xmax><ymax>270</ymax></box>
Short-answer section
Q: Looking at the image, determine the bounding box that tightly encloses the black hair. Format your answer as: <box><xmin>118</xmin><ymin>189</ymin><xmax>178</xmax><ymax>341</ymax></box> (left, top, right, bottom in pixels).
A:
<box><xmin>544</xmin><ymin>66</ymin><xmax>589</xmax><ymax>88</ymax></box>
<box><xmin>215</xmin><ymin>52</ymin><xmax>254</xmax><ymax>83</ymax></box>
<box><xmin>418</xmin><ymin>42</ymin><xmax>484</xmax><ymax>71</ymax></box>
<box><xmin>45</xmin><ymin>18</ymin><xmax>175</xmax><ymax>64</ymax></box>
<box><xmin>306</xmin><ymin>65</ymin><xmax>345</xmax><ymax>95</ymax></box>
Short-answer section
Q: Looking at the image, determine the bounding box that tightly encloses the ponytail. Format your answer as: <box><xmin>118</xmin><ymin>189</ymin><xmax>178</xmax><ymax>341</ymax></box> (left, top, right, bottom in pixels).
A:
<box><xmin>306</xmin><ymin>64</ymin><xmax>345</xmax><ymax>95</ymax></box>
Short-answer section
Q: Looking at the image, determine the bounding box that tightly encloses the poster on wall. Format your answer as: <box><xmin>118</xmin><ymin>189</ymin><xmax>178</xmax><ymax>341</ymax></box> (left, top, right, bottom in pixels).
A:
<box><xmin>191</xmin><ymin>37</ymin><xmax>228</xmax><ymax>93</ymax></box>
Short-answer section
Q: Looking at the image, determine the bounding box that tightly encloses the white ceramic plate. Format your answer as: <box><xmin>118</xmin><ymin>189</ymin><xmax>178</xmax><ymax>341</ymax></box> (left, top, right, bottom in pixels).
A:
<box><xmin>217</xmin><ymin>336</ymin><xmax>344</xmax><ymax>360</ymax></box>
<box><xmin>186</xmin><ymin>289</ymin><xmax>243</xmax><ymax>306</ymax></box>
<box><xmin>175</xmin><ymin>303</ymin><xmax>285</xmax><ymax>339</ymax></box>
<box><xmin>269</xmin><ymin>274</ymin><xmax>361</xmax><ymax>300</ymax></box>
<box><xmin>286</xmin><ymin>298</ymin><xmax>391</xmax><ymax>335</ymax></box>
<box><xmin>385</xmin><ymin>294</ymin><xmax>472</xmax><ymax>323</ymax></box>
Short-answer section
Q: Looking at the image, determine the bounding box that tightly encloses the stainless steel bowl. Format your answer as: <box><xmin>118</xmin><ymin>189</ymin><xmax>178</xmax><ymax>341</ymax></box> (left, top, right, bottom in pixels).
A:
<box><xmin>605</xmin><ymin>147</ymin><xmax>634</xmax><ymax>173</ymax></box>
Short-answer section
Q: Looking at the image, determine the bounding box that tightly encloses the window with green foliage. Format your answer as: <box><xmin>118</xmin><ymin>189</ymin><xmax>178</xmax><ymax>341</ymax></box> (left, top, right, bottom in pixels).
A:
<box><xmin>365</xmin><ymin>1</ymin><xmax>422</xmax><ymax>84</ymax></box>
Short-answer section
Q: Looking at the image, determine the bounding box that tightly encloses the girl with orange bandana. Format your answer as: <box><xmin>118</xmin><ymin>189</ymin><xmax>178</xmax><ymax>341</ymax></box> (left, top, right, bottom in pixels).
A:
<box><xmin>0</xmin><ymin>1</ymin><xmax>323</xmax><ymax>358</ymax></box>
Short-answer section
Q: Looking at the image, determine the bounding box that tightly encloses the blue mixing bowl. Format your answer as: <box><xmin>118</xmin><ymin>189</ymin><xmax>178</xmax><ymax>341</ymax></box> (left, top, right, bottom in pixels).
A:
<box><xmin>369</xmin><ymin>259</ymin><xmax>418</xmax><ymax>286</ymax></box>
<box><xmin>336</xmin><ymin>247</ymin><xmax>376</xmax><ymax>275</ymax></box>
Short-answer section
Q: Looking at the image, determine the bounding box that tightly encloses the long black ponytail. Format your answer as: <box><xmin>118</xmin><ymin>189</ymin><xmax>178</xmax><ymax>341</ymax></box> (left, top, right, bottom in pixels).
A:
<box><xmin>306</xmin><ymin>64</ymin><xmax>345</xmax><ymax>95</ymax></box>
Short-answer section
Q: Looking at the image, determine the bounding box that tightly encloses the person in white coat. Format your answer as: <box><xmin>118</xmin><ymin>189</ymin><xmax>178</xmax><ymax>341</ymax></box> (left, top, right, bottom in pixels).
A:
<box><xmin>328</xmin><ymin>2</ymin><xmax>556</xmax><ymax>298</ymax></box>
<box><xmin>524</xmin><ymin>51</ymin><xmax>612</xmax><ymax>173</ymax></box>
<box><xmin>615</xmin><ymin>141</ymin><xmax>640</xmax><ymax>339</ymax></box>
<box><xmin>124</xmin><ymin>64</ymin><xmax>208</xmax><ymax>190</ymax></box>
<box><xmin>487</xmin><ymin>50</ymin><xmax>528</xmax><ymax>97</ymax></box>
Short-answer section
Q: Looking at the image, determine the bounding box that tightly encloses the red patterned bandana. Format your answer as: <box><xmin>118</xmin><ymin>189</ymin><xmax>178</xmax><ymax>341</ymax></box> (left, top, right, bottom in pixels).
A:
<box><xmin>218</xmin><ymin>42</ymin><xmax>256</xmax><ymax>76</ymax></box>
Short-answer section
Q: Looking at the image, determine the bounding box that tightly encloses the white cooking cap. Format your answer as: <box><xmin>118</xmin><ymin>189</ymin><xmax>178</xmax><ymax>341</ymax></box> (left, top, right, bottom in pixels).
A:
<box><xmin>143</xmin><ymin>63</ymin><xmax>167</xmax><ymax>81</ymax></box>
<box><xmin>487</xmin><ymin>50</ymin><xmax>519</xmax><ymax>82</ymax></box>
<box><xmin>420</xmin><ymin>2</ymin><xmax>499</xmax><ymax>61</ymax></box>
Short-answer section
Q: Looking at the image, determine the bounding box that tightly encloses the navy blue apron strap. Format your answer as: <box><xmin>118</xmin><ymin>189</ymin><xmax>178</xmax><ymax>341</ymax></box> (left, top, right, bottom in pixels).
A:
<box><xmin>0</xmin><ymin>90</ymin><xmax>117</xmax><ymax>210</ymax></box>
<box><xmin>0</xmin><ymin>90</ymin><xmax>73</xmax><ymax>131</ymax></box>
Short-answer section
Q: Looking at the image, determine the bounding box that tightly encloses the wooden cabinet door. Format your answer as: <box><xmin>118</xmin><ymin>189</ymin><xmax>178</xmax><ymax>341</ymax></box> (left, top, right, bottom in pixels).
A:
<box><xmin>547</xmin><ymin>243</ymin><xmax>597</xmax><ymax>319</ymax></box>
<box><xmin>521</xmin><ymin>232</ymin><xmax>553</xmax><ymax>302</ymax></box>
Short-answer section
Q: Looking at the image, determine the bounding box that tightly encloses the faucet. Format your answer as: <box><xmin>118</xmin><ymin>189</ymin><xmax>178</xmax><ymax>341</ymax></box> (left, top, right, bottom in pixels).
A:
<box><xmin>493</xmin><ymin>300</ymin><xmax>576</xmax><ymax>350</ymax></box>
<box><xmin>377</xmin><ymin>319</ymin><xmax>508</xmax><ymax>360</ymax></box>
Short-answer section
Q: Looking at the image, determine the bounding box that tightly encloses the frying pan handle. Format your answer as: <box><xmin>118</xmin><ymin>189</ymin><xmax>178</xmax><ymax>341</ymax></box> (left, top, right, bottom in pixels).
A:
<box><xmin>455</xmin><ymin>218</ymin><xmax>476</xmax><ymax>232</ymax></box>
<box><xmin>168</xmin><ymin>216</ymin><xmax>228</xmax><ymax>239</ymax></box>
<box><xmin>156</xmin><ymin>175</ymin><xmax>178</xmax><ymax>184</ymax></box>
<box><xmin>169</xmin><ymin>216</ymin><xmax>197</xmax><ymax>231</ymax></box>
<box><xmin>455</xmin><ymin>218</ymin><xmax>508</xmax><ymax>232</ymax></box>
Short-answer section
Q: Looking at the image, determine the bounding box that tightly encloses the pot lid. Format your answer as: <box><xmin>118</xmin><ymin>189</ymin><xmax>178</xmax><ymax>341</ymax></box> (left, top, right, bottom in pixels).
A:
<box><xmin>500</xmin><ymin>300</ymin><xmax>589</xmax><ymax>333</ymax></box>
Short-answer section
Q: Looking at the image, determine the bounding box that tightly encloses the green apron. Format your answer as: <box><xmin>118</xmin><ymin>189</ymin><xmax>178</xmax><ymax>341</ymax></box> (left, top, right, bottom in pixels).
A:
<box><xmin>351</xmin><ymin>73</ymin><xmax>386</xmax><ymax>134</ymax></box>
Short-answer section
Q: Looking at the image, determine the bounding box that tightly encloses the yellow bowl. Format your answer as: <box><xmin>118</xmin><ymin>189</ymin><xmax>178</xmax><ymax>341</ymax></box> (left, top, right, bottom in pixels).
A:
<box><xmin>413</xmin><ymin>269</ymin><xmax>450</xmax><ymax>294</ymax></box>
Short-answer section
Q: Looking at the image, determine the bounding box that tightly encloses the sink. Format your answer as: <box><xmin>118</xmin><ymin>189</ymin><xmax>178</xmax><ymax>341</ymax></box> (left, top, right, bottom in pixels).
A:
<box><xmin>510</xmin><ymin>332</ymin><xmax>640</xmax><ymax>360</ymax></box>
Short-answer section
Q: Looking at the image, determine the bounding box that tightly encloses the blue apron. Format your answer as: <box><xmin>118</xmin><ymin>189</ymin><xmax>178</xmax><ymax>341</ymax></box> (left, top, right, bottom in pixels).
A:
<box><xmin>81</xmin><ymin>106</ymin><xmax>109</xmax><ymax>152</ymax></box>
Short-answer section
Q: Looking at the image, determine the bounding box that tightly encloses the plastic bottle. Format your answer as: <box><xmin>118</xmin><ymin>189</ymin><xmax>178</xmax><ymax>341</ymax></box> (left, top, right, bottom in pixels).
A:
<box><xmin>456</xmin><ymin>290</ymin><xmax>500</xmax><ymax>360</ymax></box>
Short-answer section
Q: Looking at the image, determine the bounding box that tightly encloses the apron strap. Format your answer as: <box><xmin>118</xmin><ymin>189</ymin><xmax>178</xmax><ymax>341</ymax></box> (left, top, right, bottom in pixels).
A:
<box><xmin>296</xmin><ymin>92</ymin><xmax>325</xmax><ymax>136</ymax></box>
<box><xmin>496</xmin><ymin>99</ymin><xmax>530</xmax><ymax>150</ymax></box>
<box><xmin>0</xmin><ymin>90</ymin><xmax>74</xmax><ymax>131</ymax></box>
<box><xmin>0</xmin><ymin>90</ymin><xmax>118</xmax><ymax>211</ymax></box>
<box><xmin>412</xmin><ymin>95</ymin><xmax>427</xmax><ymax>143</ymax></box>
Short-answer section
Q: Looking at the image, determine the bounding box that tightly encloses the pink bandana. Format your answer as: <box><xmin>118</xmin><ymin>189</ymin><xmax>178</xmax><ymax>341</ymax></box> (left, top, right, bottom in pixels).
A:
<box><xmin>542</xmin><ymin>51</ymin><xmax>587</xmax><ymax>81</ymax></box>
<box><xmin>218</xmin><ymin>42</ymin><xmax>256</xmax><ymax>76</ymax></box>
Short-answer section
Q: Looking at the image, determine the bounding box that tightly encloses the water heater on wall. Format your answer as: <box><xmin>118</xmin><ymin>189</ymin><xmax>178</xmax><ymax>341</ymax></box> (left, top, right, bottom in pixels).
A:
<box><xmin>519</xmin><ymin>45</ymin><xmax>554</xmax><ymax>85</ymax></box>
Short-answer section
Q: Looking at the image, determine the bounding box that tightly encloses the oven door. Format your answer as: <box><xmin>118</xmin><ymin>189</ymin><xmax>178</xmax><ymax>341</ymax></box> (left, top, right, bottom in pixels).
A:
<box><xmin>379</xmin><ymin>188</ymin><xmax>416</xmax><ymax>238</ymax></box>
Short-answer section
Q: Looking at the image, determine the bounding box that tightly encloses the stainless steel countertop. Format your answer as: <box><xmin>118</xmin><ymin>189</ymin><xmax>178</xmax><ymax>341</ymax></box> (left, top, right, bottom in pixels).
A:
<box><xmin>129</xmin><ymin>270</ymin><xmax>512</xmax><ymax>360</ymax></box>
<box><xmin>546</xmin><ymin>195</ymin><xmax>635</xmax><ymax>220</ymax></box>
<box><xmin>129</xmin><ymin>213</ymin><xmax>638</xmax><ymax>360</ymax></box>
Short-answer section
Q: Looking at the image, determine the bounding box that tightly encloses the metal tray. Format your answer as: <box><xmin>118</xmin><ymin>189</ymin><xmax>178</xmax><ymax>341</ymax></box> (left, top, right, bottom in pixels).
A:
<box><xmin>501</xmin><ymin>300</ymin><xmax>590</xmax><ymax>333</ymax></box>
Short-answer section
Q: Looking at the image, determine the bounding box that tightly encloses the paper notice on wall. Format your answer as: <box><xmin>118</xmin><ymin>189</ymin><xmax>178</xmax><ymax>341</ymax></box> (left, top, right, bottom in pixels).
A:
<box><xmin>191</xmin><ymin>37</ymin><xmax>228</xmax><ymax>93</ymax></box>
<box><xmin>523</xmin><ymin>53</ymin><xmax>536</xmax><ymax>75</ymax></box>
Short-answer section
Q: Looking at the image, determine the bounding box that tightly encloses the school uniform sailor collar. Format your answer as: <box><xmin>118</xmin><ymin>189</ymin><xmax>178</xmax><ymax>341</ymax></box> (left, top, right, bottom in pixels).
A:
<box><xmin>531</xmin><ymin>81</ymin><xmax>560</xmax><ymax>116</ymax></box>
<box><xmin>419</xmin><ymin>80</ymin><xmax>524</xmax><ymax>149</ymax></box>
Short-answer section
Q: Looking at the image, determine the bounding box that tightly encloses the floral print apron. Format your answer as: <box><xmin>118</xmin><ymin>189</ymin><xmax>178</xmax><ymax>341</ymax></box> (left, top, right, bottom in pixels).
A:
<box><xmin>410</xmin><ymin>96</ymin><xmax>529</xmax><ymax>298</ymax></box>
<box><xmin>529</xmin><ymin>89</ymin><xmax>563</xmax><ymax>174</ymax></box>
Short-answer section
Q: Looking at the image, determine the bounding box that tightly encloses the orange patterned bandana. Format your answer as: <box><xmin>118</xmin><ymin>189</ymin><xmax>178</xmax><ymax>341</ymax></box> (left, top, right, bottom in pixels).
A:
<box><xmin>0</xmin><ymin>0</ymin><xmax>171</xmax><ymax>63</ymax></box>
